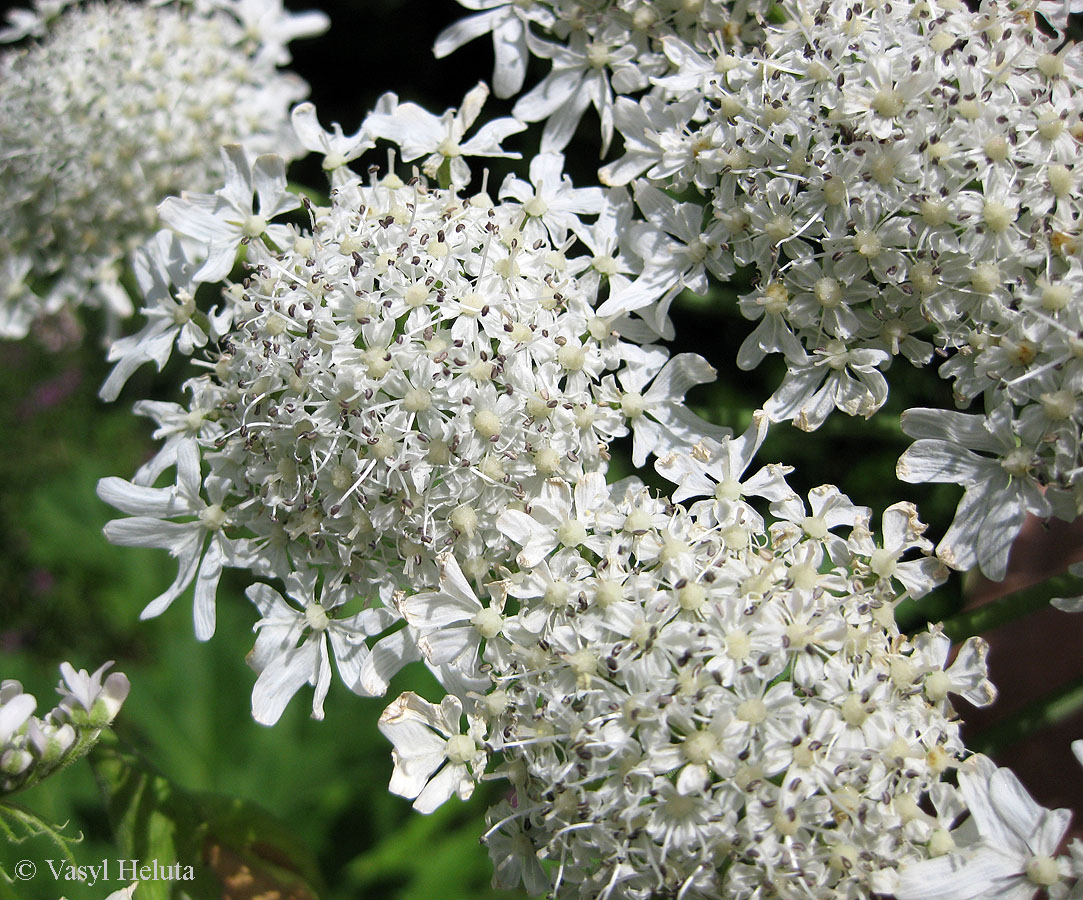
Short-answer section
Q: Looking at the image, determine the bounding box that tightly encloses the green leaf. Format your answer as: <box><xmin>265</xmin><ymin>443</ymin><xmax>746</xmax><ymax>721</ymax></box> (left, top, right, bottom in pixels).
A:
<box><xmin>0</xmin><ymin>802</ymin><xmax>82</xmax><ymax>877</ymax></box>
<box><xmin>91</xmin><ymin>734</ymin><xmax>199</xmax><ymax>900</ymax></box>
<box><xmin>90</xmin><ymin>732</ymin><xmax>324</xmax><ymax>900</ymax></box>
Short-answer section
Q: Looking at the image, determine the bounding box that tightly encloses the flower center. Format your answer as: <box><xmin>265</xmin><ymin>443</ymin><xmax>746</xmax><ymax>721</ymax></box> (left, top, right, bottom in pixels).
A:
<box><xmin>445</xmin><ymin>734</ymin><xmax>476</xmax><ymax>764</ymax></box>
<box><xmin>304</xmin><ymin>603</ymin><xmax>329</xmax><ymax>631</ymax></box>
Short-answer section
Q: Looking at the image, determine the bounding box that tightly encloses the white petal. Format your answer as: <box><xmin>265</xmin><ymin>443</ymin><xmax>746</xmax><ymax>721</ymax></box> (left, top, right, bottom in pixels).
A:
<box><xmin>97</xmin><ymin>478</ymin><xmax>179</xmax><ymax>518</ymax></box>
<box><xmin>0</xmin><ymin>694</ymin><xmax>36</xmax><ymax>745</ymax></box>
<box><xmin>251</xmin><ymin>640</ymin><xmax>319</xmax><ymax>726</ymax></box>
<box><xmin>398</xmin><ymin>590</ymin><xmax>476</xmax><ymax>630</ymax></box>
<box><xmin>252</xmin><ymin>155</ymin><xmax>296</xmax><ymax>218</ymax></box>
<box><xmin>894</xmin><ymin>846</ymin><xmax>1023</xmax><ymax>900</ymax></box>
<box><xmin>328</xmin><ymin>629</ymin><xmax>369</xmax><ymax>693</ymax></box>
<box><xmin>194</xmin><ymin>241</ymin><xmax>242</xmax><ymax>284</ymax></box>
<box><xmin>360</xmin><ymin>629</ymin><xmax>421</xmax><ymax>696</ymax></box>
<box><xmin>491</xmin><ymin>18</ymin><xmax>527</xmax><ymax>97</ymax></box>
<box><xmin>896</xmin><ymin>440</ymin><xmax>987</xmax><ymax>485</ymax></box>
<box><xmin>419</xmin><ymin>626</ymin><xmax>474</xmax><ymax>666</ymax></box>
<box><xmin>290</xmin><ymin>102</ymin><xmax>329</xmax><ymax>151</ymax></box>
<box><xmin>900</xmin><ymin>408</ymin><xmax>1005</xmax><ymax>454</ymax></box>
<box><xmin>103</xmin><ymin>517</ymin><xmax>195</xmax><ymax>550</ymax></box>
<box><xmin>433</xmin><ymin>8</ymin><xmax>501</xmax><ymax>58</ymax></box>
<box><xmin>193</xmin><ymin>538</ymin><xmax>225</xmax><ymax>640</ymax></box>
<box><xmin>989</xmin><ymin>767</ymin><xmax>1069</xmax><ymax>854</ymax></box>
<box><xmin>414</xmin><ymin>762</ymin><xmax>470</xmax><ymax>813</ymax></box>
<box><xmin>644</xmin><ymin>353</ymin><xmax>717</xmax><ymax>405</ymax></box>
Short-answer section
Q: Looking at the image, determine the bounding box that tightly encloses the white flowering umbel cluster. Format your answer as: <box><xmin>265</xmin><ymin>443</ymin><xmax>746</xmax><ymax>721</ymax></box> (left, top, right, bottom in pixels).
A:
<box><xmin>91</xmin><ymin>0</ymin><xmax>1083</xmax><ymax>898</ymax></box>
<box><xmin>0</xmin><ymin>662</ymin><xmax>129</xmax><ymax>796</ymax></box>
<box><xmin>97</xmin><ymin>102</ymin><xmax>724</xmax><ymax>721</ymax></box>
<box><xmin>0</xmin><ymin>0</ymin><xmax>327</xmax><ymax>339</ymax></box>
<box><xmin>379</xmin><ymin>454</ymin><xmax>1004</xmax><ymax>899</ymax></box>
<box><xmin>541</xmin><ymin>0</ymin><xmax>1083</xmax><ymax>581</ymax></box>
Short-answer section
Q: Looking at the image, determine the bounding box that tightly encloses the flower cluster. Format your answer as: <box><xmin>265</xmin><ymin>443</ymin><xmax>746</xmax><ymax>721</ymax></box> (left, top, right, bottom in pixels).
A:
<box><xmin>474</xmin><ymin>0</ymin><xmax>1083</xmax><ymax>580</ymax></box>
<box><xmin>377</xmin><ymin>438</ymin><xmax>1007</xmax><ymax>899</ymax></box>
<box><xmin>0</xmin><ymin>0</ymin><xmax>326</xmax><ymax>339</ymax></box>
<box><xmin>98</xmin><ymin>109</ymin><xmax>722</xmax><ymax>721</ymax></box>
<box><xmin>1</xmin><ymin>661</ymin><xmax>129</xmax><ymax>796</ymax></box>
<box><xmin>85</xmin><ymin>1</ymin><xmax>1083</xmax><ymax>898</ymax></box>
<box><xmin>436</xmin><ymin>0</ymin><xmax>771</xmax><ymax>154</ymax></box>
<box><xmin>607</xmin><ymin>0</ymin><xmax>1083</xmax><ymax>578</ymax></box>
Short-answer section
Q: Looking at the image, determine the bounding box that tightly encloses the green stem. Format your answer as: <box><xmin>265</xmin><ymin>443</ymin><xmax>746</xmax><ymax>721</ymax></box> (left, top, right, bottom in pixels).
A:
<box><xmin>190</xmin><ymin>309</ymin><xmax>210</xmax><ymax>336</ymax></box>
<box><xmin>940</xmin><ymin>571</ymin><xmax>1083</xmax><ymax>642</ymax></box>
<box><xmin>436</xmin><ymin>157</ymin><xmax>453</xmax><ymax>190</ymax></box>
<box><xmin>970</xmin><ymin>671</ymin><xmax>1083</xmax><ymax>755</ymax></box>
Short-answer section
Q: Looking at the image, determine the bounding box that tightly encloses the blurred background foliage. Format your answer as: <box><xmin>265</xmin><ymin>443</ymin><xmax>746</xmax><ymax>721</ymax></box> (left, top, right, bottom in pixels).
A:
<box><xmin>1</xmin><ymin>0</ymin><xmax>1082</xmax><ymax>897</ymax></box>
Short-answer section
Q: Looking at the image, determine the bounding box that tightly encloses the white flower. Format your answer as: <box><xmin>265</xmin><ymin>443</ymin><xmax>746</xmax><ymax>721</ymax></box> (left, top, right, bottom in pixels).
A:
<box><xmin>0</xmin><ymin>686</ymin><xmax>36</xmax><ymax>747</ymax></box>
<box><xmin>231</xmin><ymin>0</ymin><xmax>328</xmax><ymax>65</ymax></box>
<box><xmin>764</xmin><ymin>341</ymin><xmax>890</xmax><ymax>431</ymax></box>
<box><xmin>365</xmin><ymin>83</ymin><xmax>525</xmax><ymax>186</ymax></box>
<box><xmin>484</xmin><ymin>800</ymin><xmax>550</xmax><ymax>895</ymax></box>
<box><xmin>378</xmin><ymin>693</ymin><xmax>485</xmax><ymax>814</ymax></box>
<box><xmin>586</xmin><ymin>0</ymin><xmax>1083</xmax><ymax>577</ymax></box>
<box><xmin>603</xmin><ymin>350</ymin><xmax>728</xmax><ymax>467</ymax></box>
<box><xmin>54</xmin><ymin>661</ymin><xmax>131</xmax><ymax>728</ymax></box>
<box><xmin>100</xmin><ymin>231</ymin><xmax>231</xmax><ymax>402</ymax></box>
<box><xmin>498</xmin><ymin>151</ymin><xmax>603</xmax><ymax>245</ymax></box>
<box><xmin>897</xmin><ymin>405</ymin><xmax>1052</xmax><ymax>580</ymax></box>
<box><xmin>909</xmin><ymin>628</ymin><xmax>997</xmax><ymax>709</ymax></box>
<box><xmin>497</xmin><ymin>472</ymin><xmax>611</xmax><ymax>569</ymax></box>
<box><xmin>848</xmin><ymin>502</ymin><xmax>947</xmax><ymax>600</ymax></box>
<box><xmin>512</xmin><ymin>25</ymin><xmax>649</xmax><ymax>154</ymax></box>
<box><xmin>2</xmin><ymin>662</ymin><xmax>130</xmax><ymax>795</ymax></box>
<box><xmin>0</xmin><ymin>0</ymin><xmax>321</xmax><ymax>337</ymax></box>
<box><xmin>98</xmin><ymin>441</ymin><xmax>236</xmax><ymax>640</ymax></box>
<box><xmin>654</xmin><ymin>411</ymin><xmax>793</xmax><ymax>507</ymax></box>
<box><xmin>433</xmin><ymin>0</ymin><xmax>554</xmax><ymax>98</ymax></box>
<box><xmin>598</xmin><ymin>183</ymin><xmax>732</xmax><ymax>338</ymax></box>
<box><xmin>395</xmin><ymin>552</ymin><xmax>505</xmax><ymax>677</ymax></box>
<box><xmin>247</xmin><ymin>570</ymin><xmax>394</xmax><ymax>724</ymax></box>
<box><xmin>158</xmin><ymin>145</ymin><xmax>298</xmax><ymax>284</ymax></box>
<box><xmin>290</xmin><ymin>101</ymin><xmax>385</xmax><ymax>182</ymax></box>
<box><xmin>895</xmin><ymin>757</ymin><xmax>1073</xmax><ymax>900</ymax></box>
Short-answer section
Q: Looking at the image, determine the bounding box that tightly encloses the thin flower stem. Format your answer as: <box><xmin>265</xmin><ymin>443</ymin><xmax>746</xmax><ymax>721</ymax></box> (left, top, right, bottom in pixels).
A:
<box><xmin>941</xmin><ymin>571</ymin><xmax>1083</xmax><ymax>642</ymax></box>
<box><xmin>970</xmin><ymin>671</ymin><xmax>1083</xmax><ymax>755</ymax></box>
